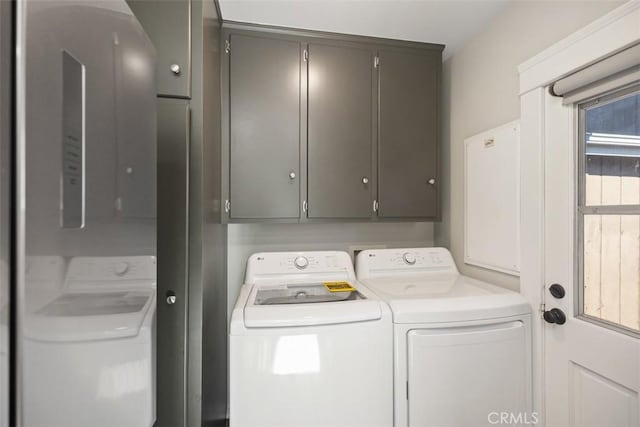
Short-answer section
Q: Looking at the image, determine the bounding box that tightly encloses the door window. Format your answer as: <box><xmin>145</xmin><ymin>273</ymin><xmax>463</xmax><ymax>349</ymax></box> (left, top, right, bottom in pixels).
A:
<box><xmin>578</xmin><ymin>86</ymin><xmax>640</xmax><ymax>332</ymax></box>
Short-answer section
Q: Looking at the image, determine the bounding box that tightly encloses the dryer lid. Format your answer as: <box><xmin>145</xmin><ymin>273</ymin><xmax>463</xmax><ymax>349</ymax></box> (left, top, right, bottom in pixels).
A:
<box><xmin>361</xmin><ymin>274</ymin><xmax>530</xmax><ymax>323</ymax></box>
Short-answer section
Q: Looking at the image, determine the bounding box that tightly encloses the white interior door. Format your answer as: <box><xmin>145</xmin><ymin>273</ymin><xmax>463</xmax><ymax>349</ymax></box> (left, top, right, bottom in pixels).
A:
<box><xmin>543</xmin><ymin>87</ymin><xmax>640</xmax><ymax>427</ymax></box>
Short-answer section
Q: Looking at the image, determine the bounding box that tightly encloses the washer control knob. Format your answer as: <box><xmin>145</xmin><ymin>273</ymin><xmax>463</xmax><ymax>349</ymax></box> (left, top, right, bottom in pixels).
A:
<box><xmin>114</xmin><ymin>261</ymin><xmax>130</xmax><ymax>276</ymax></box>
<box><xmin>294</xmin><ymin>256</ymin><xmax>309</xmax><ymax>270</ymax></box>
<box><xmin>403</xmin><ymin>252</ymin><xmax>416</xmax><ymax>265</ymax></box>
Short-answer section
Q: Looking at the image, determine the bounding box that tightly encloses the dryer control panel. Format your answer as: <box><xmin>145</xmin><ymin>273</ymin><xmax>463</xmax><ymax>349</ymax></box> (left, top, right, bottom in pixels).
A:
<box><xmin>245</xmin><ymin>251</ymin><xmax>357</xmax><ymax>284</ymax></box>
<box><xmin>355</xmin><ymin>247</ymin><xmax>458</xmax><ymax>279</ymax></box>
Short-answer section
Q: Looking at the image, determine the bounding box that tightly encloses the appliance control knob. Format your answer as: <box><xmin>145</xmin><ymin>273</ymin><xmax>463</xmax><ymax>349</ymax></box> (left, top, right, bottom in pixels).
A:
<box><xmin>403</xmin><ymin>253</ymin><xmax>416</xmax><ymax>265</ymax></box>
<box><xmin>114</xmin><ymin>261</ymin><xmax>130</xmax><ymax>276</ymax></box>
<box><xmin>294</xmin><ymin>256</ymin><xmax>309</xmax><ymax>270</ymax></box>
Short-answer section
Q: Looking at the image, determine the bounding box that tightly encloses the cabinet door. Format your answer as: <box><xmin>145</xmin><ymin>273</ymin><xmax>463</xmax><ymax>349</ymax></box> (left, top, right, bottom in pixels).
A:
<box><xmin>127</xmin><ymin>0</ymin><xmax>191</xmax><ymax>98</ymax></box>
<box><xmin>156</xmin><ymin>98</ymin><xmax>189</xmax><ymax>427</ymax></box>
<box><xmin>378</xmin><ymin>48</ymin><xmax>440</xmax><ymax>218</ymax></box>
<box><xmin>307</xmin><ymin>43</ymin><xmax>374</xmax><ymax>219</ymax></box>
<box><xmin>228</xmin><ymin>34</ymin><xmax>301</xmax><ymax>219</ymax></box>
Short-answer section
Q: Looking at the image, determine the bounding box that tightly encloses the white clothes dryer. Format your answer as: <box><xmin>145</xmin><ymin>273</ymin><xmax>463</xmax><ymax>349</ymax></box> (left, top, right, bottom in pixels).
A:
<box><xmin>230</xmin><ymin>251</ymin><xmax>393</xmax><ymax>427</ymax></box>
<box><xmin>356</xmin><ymin>247</ymin><xmax>532</xmax><ymax>427</ymax></box>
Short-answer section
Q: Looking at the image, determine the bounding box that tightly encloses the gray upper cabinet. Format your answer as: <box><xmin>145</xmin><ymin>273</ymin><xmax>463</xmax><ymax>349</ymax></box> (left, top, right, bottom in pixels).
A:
<box><xmin>221</xmin><ymin>24</ymin><xmax>442</xmax><ymax>223</ymax></box>
<box><xmin>126</xmin><ymin>0</ymin><xmax>191</xmax><ymax>98</ymax></box>
<box><xmin>307</xmin><ymin>43</ymin><xmax>374</xmax><ymax>219</ymax></box>
<box><xmin>228</xmin><ymin>34</ymin><xmax>301</xmax><ymax>220</ymax></box>
<box><xmin>377</xmin><ymin>48</ymin><xmax>440</xmax><ymax>219</ymax></box>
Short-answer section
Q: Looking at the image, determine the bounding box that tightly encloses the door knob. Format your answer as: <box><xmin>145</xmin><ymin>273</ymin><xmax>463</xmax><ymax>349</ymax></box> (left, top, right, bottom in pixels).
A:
<box><xmin>549</xmin><ymin>284</ymin><xmax>566</xmax><ymax>299</ymax></box>
<box><xmin>170</xmin><ymin>64</ymin><xmax>181</xmax><ymax>75</ymax></box>
<box><xmin>543</xmin><ymin>308</ymin><xmax>566</xmax><ymax>325</ymax></box>
<box><xmin>362</xmin><ymin>177</ymin><xmax>369</xmax><ymax>184</ymax></box>
<box><xmin>166</xmin><ymin>291</ymin><xmax>177</xmax><ymax>305</ymax></box>
<box><xmin>427</xmin><ymin>178</ymin><xmax>436</xmax><ymax>185</ymax></box>
<box><xmin>289</xmin><ymin>171</ymin><xmax>296</xmax><ymax>180</ymax></box>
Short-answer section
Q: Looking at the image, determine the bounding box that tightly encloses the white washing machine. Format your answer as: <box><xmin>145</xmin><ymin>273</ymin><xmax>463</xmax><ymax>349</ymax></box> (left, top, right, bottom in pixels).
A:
<box><xmin>356</xmin><ymin>248</ymin><xmax>532</xmax><ymax>427</ymax></box>
<box><xmin>230</xmin><ymin>251</ymin><xmax>393</xmax><ymax>427</ymax></box>
<box><xmin>24</xmin><ymin>256</ymin><xmax>156</xmax><ymax>427</ymax></box>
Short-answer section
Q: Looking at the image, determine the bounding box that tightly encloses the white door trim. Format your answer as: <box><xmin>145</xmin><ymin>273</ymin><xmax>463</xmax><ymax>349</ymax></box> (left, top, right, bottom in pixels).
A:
<box><xmin>519</xmin><ymin>1</ymin><xmax>640</xmax><ymax>425</ymax></box>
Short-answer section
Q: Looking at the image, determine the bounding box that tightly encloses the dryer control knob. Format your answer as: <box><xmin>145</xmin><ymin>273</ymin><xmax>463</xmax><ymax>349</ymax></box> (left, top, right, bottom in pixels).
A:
<box><xmin>114</xmin><ymin>261</ymin><xmax>130</xmax><ymax>276</ymax></box>
<box><xmin>403</xmin><ymin>253</ymin><xmax>417</xmax><ymax>265</ymax></box>
<box><xmin>294</xmin><ymin>256</ymin><xmax>309</xmax><ymax>270</ymax></box>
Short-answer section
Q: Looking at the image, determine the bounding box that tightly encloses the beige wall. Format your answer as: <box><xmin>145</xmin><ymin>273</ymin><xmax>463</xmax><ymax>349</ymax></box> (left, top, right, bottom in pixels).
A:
<box><xmin>435</xmin><ymin>0</ymin><xmax>624</xmax><ymax>291</ymax></box>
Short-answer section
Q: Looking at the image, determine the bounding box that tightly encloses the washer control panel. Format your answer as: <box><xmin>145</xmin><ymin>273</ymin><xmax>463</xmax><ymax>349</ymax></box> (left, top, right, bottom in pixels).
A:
<box><xmin>65</xmin><ymin>256</ymin><xmax>157</xmax><ymax>289</ymax></box>
<box><xmin>245</xmin><ymin>251</ymin><xmax>356</xmax><ymax>283</ymax></box>
<box><xmin>356</xmin><ymin>248</ymin><xmax>458</xmax><ymax>279</ymax></box>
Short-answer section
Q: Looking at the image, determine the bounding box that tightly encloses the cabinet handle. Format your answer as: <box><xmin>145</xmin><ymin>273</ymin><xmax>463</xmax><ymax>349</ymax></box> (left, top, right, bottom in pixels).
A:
<box><xmin>427</xmin><ymin>178</ymin><xmax>436</xmax><ymax>185</ymax></box>
<box><xmin>166</xmin><ymin>291</ymin><xmax>177</xmax><ymax>305</ymax></box>
<box><xmin>289</xmin><ymin>171</ymin><xmax>296</xmax><ymax>180</ymax></box>
<box><xmin>362</xmin><ymin>177</ymin><xmax>369</xmax><ymax>184</ymax></box>
<box><xmin>170</xmin><ymin>64</ymin><xmax>181</xmax><ymax>75</ymax></box>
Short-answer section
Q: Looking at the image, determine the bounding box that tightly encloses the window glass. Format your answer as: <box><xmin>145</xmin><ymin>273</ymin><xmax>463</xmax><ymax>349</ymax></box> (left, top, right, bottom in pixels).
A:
<box><xmin>580</xmin><ymin>89</ymin><xmax>640</xmax><ymax>332</ymax></box>
<box><xmin>585</xmin><ymin>93</ymin><xmax>640</xmax><ymax>206</ymax></box>
<box><xmin>583</xmin><ymin>214</ymin><xmax>640</xmax><ymax>331</ymax></box>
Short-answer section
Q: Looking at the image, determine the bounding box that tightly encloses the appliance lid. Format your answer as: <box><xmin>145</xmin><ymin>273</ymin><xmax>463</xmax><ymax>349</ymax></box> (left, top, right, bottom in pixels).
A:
<box><xmin>361</xmin><ymin>274</ymin><xmax>530</xmax><ymax>323</ymax></box>
<box><xmin>24</xmin><ymin>290</ymin><xmax>155</xmax><ymax>342</ymax></box>
<box><xmin>254</xmin><ymin>283</ymin><xmax>364</xmax><ymax>305</ymax></box>
<box><xmin>243</xmin><ymin>282</ymin><xmax>381</xmax><ymax>328</ymax></box>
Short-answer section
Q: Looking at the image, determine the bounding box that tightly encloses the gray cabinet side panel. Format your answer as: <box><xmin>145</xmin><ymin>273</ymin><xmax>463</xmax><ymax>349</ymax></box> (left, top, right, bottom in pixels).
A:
<box><xmin>378</xmin><ymin>49</ymin><xmax>440</xmax><ymax>218</ymax></box>
<box><xmin>229</xmin><ymin>34</ymin><xmax>300</xmax><ymax>219</ymax></box>
<box><xmin>307</xmin><ymin>43</ymin><xmax>373</xmax><ymax>219</ymax></box>
<box><xmin>127</xmin><ymin>0</ymin><xmax>191</xmax><ymax>98</ymax></box>
<box><xmin>201</xmin><ymin>3</ymin><xmax>228</xmax><ymax>425</ymax></box>
<box><xmin>0</xmin><ymin>2</ymin><xmax>10</xmax><ymax>425</ymax></box>
<box><xmin>156</xmin><ymin>98</ymin><xmax>189</xmax><ymax>427</ymax></box>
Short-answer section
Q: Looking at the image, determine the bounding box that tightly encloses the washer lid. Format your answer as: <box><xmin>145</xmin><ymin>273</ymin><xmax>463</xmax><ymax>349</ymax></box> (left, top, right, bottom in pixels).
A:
<box><xmin>361</xmin><ymin>274</ymin><xmax>530</xmax><ymax>323</ymax></box>
<box><xmin>243</xmin><ymin>282</ymin><xmax>382</xmax><ymax>327</ymax></box>
<box><xmin>25</xmin><ymin>290</ymin><xmax>155</xmax><ymax>342</ymax></box>
<box><xmin>254</xmin><ymin>283</ymin><xmax>363</xmax><ymax>305</ymax></box>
